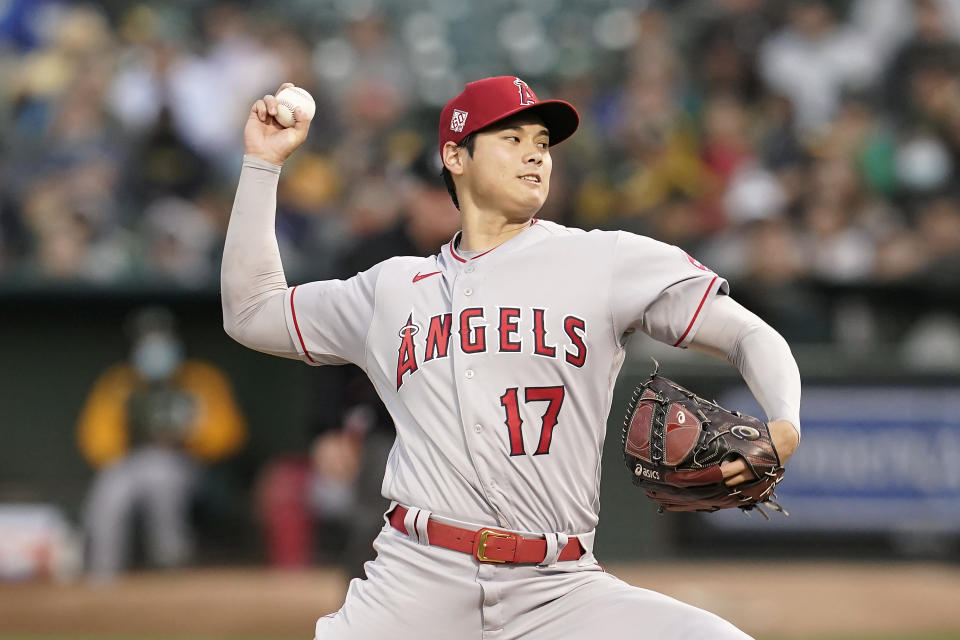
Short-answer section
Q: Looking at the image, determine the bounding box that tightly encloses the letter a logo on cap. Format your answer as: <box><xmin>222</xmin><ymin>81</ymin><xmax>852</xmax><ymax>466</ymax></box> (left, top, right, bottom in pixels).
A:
<box><xmin>514</xmin><ymin>78</ymin><xmax>537</xmax><ymax>106</ymax></box>
<box><xmin>450</xmin><ymin>109</ymin><xmax>468</xmax><ymax>133</ymax></box>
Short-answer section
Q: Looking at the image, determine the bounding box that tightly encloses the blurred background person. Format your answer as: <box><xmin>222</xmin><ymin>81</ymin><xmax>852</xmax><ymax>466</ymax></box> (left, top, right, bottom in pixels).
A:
<box><xmin>76</xmin><ymin>306</ymin><xmax>246</xmax><ymax>582</ymax></box>
<box><xmin>758</xmin><ymin>0</ymin><xmax>881</xmax><ymax>137</ymax></box>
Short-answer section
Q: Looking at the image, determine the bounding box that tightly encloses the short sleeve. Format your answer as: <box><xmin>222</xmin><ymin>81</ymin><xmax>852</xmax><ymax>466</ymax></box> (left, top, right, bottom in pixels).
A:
<box><xmin>611</xmin><ymin>231</ymin><xmax>729</xmax><ymax>348</ymax></box>
<box><xmin>283</xmin><ymin>261</ymin><xmax>386</xmax><ymax>368</ymax></box>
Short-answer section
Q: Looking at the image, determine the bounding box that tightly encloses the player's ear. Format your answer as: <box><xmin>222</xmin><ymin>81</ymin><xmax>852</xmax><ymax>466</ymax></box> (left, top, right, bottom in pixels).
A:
<box><xmin>442</xmin><ymin>141</ymin><xmax>466</xmax><ymax>176</ymax></box>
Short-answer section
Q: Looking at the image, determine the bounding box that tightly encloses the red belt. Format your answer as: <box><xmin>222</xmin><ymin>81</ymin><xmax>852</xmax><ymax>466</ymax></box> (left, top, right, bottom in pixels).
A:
<box><xmin>389</xmin><ymin>506</ymin><xmax>585</xmax><ymax>564</ymax></box>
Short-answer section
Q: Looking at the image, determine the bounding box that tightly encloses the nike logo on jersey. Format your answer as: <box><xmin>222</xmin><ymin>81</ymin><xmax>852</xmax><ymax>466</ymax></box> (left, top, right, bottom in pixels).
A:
<box><xmin>412</xmin><ymin>271</ymin><xmax>442</xmax><ymax>283</ymax></box>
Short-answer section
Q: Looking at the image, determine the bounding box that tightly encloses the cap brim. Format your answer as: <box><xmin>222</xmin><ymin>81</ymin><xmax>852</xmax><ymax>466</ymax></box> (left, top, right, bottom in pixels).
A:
<box><xmin>473</xmin><ymin>100</ymin><xmax>580</xmax><ymax>147</ymax></box>
<box><xmin>525</xmin><ymin>100</ymin><xmax>579</xmax><ymax>146</ymax></box>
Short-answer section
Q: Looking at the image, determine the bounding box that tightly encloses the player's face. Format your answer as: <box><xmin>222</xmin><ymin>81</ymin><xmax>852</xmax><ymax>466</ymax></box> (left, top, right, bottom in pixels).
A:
<box><xmin>462</xmin><ymin>115</ymin><xmax>552</xmax><ymax>219</ymax></box>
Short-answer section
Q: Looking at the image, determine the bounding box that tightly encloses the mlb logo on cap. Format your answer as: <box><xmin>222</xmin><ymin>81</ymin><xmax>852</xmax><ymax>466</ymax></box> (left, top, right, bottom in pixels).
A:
<box><xmin>438</xmin><ymin>76</ymin><xmax>579</xmax><ymax>155</ymax></box>
<box><xmin>450</xmin><ymin>109</ymin><xmax>469</xmax><ymax>133</ymax></box>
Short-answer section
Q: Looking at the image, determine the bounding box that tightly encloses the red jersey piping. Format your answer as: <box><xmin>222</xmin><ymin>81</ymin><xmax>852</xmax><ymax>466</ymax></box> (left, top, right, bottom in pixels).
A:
<box><xmin>672</xmin><ymin>276</ymin><xmax>718</xmax><ymax>348</ymax></box>
<box><xmin>449</xmin><ymin>237</ymin><xmax>467</xmax><ymax>262</ymax></box>
<box><xmin>448</xmin><ymin>219</ymin><xmax>539</xmax><ymax>263</ymax></box>
<box><xmin>290</xmin><ymin>286</ymin><xmax>316</xmax><ymax>364</ymax></box>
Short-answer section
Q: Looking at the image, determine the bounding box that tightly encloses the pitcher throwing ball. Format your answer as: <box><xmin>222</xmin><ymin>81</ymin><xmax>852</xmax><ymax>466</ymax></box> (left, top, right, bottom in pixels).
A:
<box><xmin>222</xmin><ymin>76</ymin><xmax>802</xmax><ymax>639</ymax></box>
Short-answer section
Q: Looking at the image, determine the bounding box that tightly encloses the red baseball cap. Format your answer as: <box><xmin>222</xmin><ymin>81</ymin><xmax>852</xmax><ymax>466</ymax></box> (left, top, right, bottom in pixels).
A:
<box><xmin>438</xmin><ymin>76</ymin><xmax>579</xmax><ymax>155</ymax></box>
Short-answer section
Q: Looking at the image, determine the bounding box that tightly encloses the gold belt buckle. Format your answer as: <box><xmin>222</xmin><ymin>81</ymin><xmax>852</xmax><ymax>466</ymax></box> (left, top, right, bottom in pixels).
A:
<box><xmin>475</xmin><ymin>529</ymin><xmax>515</xmax><ymax>563</ymax></box>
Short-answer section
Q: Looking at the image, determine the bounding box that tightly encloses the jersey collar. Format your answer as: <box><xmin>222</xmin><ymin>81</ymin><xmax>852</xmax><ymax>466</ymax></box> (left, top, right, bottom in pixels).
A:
<box><xmin>444</xmin><ymin>218</ymin><xmax>541</xmax><ymax>264</ymax></box>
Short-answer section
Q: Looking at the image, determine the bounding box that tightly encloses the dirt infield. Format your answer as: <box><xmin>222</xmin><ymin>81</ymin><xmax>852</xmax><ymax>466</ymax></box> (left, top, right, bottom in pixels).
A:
<box><xmin>612</xmin><ymin>561</ymin><xmax>960</xmax><ymax>638</ymax></box>
<box><xmin>1</xmin><ymin>561</ymin><xmax>958</xmax><ymax>638</ymax></box>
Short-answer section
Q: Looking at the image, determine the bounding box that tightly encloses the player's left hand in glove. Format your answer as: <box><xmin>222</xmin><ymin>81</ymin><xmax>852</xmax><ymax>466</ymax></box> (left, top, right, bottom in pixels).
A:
<box><xmin>621</xmin><ymin>361</ymin><xmax>788</xmax><ymax>518</ymax></box>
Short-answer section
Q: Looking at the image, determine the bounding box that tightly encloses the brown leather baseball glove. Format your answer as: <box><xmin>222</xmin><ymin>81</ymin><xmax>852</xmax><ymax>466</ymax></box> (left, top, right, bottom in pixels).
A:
<box><xmin>621</xmin><ymin>362</ymin><xmax>787</xmax><ymax>518</ymax></box>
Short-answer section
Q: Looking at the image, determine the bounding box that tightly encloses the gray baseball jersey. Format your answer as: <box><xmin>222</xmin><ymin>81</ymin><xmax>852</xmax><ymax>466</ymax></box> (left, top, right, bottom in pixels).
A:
<box><xmin>282</xmin><ymin>219</ymin><xmax>727</xmax><ymax>537</ymax></box>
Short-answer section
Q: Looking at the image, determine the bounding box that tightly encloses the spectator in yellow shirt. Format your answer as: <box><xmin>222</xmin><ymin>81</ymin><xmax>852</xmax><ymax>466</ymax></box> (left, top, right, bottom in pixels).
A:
<box><xmin>77</xmin><ymin>307</ymin><xmax>245</xmax><ymax>581</ymax></box>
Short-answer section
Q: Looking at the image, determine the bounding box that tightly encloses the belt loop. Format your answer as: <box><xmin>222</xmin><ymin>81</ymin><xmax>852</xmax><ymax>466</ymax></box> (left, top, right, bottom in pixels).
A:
<box><xmin>539</xmin><ymin>533</ymin><xmax>558</xmax><ymax>567</ymax></box>
<box><xmin>539</xmin><ymin>532</ymin><xmax>568</xmax><ymax>567</ymax></box>
<box><xmin>403</xmin><ymin>507</ymin><xmax>422</xmax><ymax>544</ymax></box>
<box><xmin>415</xmin><ymin>509</ymin><xmax>431</xmax><ymax>546</ymax></box>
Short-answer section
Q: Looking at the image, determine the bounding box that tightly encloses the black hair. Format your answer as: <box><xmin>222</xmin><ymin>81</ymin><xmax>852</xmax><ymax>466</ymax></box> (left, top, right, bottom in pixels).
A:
<box><xmin>441</xmin><ymin>133</ymin><xmax>476</xmax><ymax>211</ymax></box>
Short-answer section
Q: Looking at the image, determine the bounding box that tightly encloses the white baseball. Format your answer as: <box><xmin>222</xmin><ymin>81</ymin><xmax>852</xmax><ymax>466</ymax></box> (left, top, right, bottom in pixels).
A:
<box><xmin>274</xmin><ymin>86</ymin><xmax>316</xmax><ymax>128</ymax></box>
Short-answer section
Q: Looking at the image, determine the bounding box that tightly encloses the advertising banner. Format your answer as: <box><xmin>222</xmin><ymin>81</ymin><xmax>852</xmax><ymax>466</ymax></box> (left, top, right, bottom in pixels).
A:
<box><xmin>708</xmin><ymin>386</ymin><xmax>960</xmax><ymax>532</ymax></box>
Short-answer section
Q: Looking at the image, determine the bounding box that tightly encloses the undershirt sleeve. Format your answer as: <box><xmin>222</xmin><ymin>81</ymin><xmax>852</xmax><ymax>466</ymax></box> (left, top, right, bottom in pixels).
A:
<box><xmin>689</xmin><ymin>295</ymin><xmax>802</xmax><ymax>438</ymax></box>
<box><xmin>221</xmin><ymin>156</ymin><xmax>298</xmax><ymax>359</ymax></box>
<box><xmin>221</xmin><ymin>155</ymin><xmax>382</xmax><ymax>367</ymax></box>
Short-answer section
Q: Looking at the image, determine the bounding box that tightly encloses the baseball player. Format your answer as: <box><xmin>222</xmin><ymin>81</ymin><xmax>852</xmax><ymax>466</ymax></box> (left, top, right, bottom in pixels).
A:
<box><xmin>222</xmin><ymin>77</ymin><xmax>801</xmax><ymax>639</ymax></box>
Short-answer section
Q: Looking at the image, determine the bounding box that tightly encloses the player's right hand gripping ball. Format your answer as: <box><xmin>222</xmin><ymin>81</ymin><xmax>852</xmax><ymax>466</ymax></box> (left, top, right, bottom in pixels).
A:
<box><xmin>621</xmin><ymin>362</ymin><xmax>787</xmax><ymax>518</ymax></box>
<box><xmin>274</xmin><ymin>86</ymin><xmax>316</xmax><ymax>128</ymax></box>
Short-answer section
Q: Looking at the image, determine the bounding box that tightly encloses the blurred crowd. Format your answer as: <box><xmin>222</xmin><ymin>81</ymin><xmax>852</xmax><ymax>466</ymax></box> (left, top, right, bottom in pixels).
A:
<box><xmin>2</xmin><ymin>0</ymin><xmax>960</xmax><ymax>346</ymax></box>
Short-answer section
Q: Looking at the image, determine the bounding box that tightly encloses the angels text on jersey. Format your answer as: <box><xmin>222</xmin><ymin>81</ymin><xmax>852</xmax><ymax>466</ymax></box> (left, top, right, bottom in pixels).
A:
<box><xmin>396</xmin><ymin>306</ymin><xmax>587</xmax><ymax>390</ymax></box>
